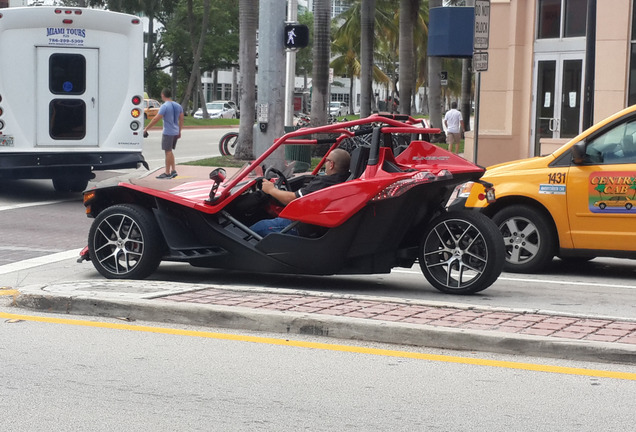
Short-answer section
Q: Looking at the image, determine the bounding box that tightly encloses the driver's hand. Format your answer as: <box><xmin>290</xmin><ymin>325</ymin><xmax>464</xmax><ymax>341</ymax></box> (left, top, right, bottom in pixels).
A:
<box><xmin>261</xmin><ymin>179</ymin><xmax>276</xmax><ymax>195</ymax></box>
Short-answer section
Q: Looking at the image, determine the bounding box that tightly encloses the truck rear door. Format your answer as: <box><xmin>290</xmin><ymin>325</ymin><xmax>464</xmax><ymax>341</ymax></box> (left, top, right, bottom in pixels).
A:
<box><xmin>36</xmin><ymin>47</ymin><xmax>98</xmax><ymax>147</ymax></box>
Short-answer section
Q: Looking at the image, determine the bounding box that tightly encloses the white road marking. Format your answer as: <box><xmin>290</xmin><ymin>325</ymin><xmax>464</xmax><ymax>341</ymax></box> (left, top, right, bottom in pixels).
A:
<box><xmin>391</xmin><ymin>269</ymin><xmax>636</xmax><ymax>290</ymax></box>
<box><xmin>0</xmin><ymin>249</ymin><xmax>82</xmax><ymax>275</ymax></box>
<box><xmin>0</xmin><ymin>199</ymin><xmax>76</xmax><ymax>212</ymax></box>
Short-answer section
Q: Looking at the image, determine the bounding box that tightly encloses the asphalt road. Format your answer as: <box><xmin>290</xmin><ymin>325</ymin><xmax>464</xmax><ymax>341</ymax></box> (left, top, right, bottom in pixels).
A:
<box><xmin>1</xmin><ymin>308</ymin><xmax>634</xmax><ymax>432</ymax></box>
<box><xmin>1</xmin><ymin>127</ymin><xmax>636</xmax><ymax>319</ymax></box>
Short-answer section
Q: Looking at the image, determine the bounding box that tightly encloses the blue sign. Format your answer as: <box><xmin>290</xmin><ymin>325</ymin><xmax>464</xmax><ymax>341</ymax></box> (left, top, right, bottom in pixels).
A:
<box><xmin>428</xmin><ymin>7</ymin><xmax>475</xmax><ymax>58</ymax></box>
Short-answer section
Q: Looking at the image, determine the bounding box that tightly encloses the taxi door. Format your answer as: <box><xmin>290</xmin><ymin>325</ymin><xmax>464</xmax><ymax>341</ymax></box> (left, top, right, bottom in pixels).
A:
<box><xmin>565</xmin><ymin>115</ymin><xmax>636</xmax><ymax>251</ymax></box>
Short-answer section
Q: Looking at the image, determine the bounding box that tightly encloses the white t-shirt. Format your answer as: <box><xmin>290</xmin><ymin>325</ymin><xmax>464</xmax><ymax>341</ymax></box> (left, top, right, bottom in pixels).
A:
<box><xmin>444</xmin><ymin>109</ymin><xmax>463</xmax><ymax>133</ymax></box>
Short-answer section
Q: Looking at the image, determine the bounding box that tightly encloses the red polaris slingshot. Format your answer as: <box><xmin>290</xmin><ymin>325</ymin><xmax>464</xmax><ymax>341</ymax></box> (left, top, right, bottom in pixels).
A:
<box><xmin>80</xmin><ymin>114</ymin><xmax>504</xmax><ymax>294</ymax></box>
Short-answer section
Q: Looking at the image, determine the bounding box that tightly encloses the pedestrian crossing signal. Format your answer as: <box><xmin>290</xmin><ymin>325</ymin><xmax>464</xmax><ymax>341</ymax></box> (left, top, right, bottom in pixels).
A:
<box><xmin>284</xmin><ymin>23</ymin><xmax>309</xmax><ymax>50</ymax></box>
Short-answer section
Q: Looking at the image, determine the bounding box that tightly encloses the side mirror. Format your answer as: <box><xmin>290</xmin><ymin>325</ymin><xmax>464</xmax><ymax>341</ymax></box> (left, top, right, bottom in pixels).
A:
<box><xmin>210</xmin><ymin>167</ymin><xmax>227</xmax><ymax>183</ymax></box>
<box><xmin>207</xmin><ymin>168</ymin><xmax>227</xmax><ymax>202</ymax></box>
<box><xmin>571</xmin><ymin>141</ymin><xmax>586</xmax><ymax>165</ymax></box>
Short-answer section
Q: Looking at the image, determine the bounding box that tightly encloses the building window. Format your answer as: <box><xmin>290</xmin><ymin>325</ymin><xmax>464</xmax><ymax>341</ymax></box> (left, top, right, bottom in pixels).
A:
<box><xmin>537</xmin><ymin>0</ymin><xmax>588</xmax><ymax>39</ymax></box>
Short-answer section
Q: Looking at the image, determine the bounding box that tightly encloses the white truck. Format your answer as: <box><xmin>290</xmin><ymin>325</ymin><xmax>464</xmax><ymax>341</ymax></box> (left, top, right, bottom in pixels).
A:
<box><xmin>0</xmin><ymin>6</ymin><xmax>147</xmax><ymax>192</ymax></box>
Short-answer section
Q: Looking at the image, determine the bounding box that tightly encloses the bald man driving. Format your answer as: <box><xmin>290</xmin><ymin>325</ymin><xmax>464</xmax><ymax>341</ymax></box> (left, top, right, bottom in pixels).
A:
<box><xmin>251</xmin><ymin>148</ymin><xmax>351</xmax><ymax>237</ymax></box>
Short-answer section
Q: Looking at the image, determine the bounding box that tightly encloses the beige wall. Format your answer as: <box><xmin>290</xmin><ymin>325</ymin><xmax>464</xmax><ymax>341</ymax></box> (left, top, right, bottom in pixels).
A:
<box><xmin>465</xmin><ymin>0</ymin><xmax>536</xmax><ymax>166</ymax></box>
<box><xmin>466</xmin><ymin>0</ymin><xmax>633</xmax><ymax>167</ymax></box>
<box><xmin>594</xmin><ymin>0</ymin><xmax>631</xmax><ymax>122</ymax></box>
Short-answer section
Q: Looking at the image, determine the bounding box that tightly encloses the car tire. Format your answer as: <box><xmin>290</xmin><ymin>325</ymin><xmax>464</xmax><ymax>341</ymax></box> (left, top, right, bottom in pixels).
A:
<box><xmin>599</xmin><ymin>203</ymin><xmax>607</xmax><ymax>209</ymax></box>
<box><xmin>419</xmin><ymin>211</ymin><xmax>505</xmax><ymax>294</ymax></box>
<box><xmin>88</xmin><ymin>204</ymin><xmax>164</xmax><ymax>280</ymax></box>
<box><xmin>626</xmin><ymin>203</ymin><xmax>633</xmax><ymax>210</ymax></box>
<box><xmin>492</xmin><ymin>205</ymin><xmax>556</xmax><ymax>273</ymax></box>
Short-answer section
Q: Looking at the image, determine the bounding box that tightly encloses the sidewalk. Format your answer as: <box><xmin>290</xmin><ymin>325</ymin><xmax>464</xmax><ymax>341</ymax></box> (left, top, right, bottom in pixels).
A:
<box><xmin>10</xmin><ymin>281</ymin><xmax>636</xmax><ymax>364</ymax></box>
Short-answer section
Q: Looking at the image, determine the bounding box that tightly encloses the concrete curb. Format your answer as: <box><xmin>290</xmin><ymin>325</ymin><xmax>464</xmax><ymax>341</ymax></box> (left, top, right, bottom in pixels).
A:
<box><xmin>15</xmin><ymin>293</ymin><xmax>636</xmax><ymax>364</ymax></box>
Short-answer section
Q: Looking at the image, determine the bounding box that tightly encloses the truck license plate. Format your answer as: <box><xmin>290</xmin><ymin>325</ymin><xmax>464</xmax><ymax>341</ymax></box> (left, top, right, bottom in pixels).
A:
<box><xmin>0</xmin><ymin>136</ymin><xmax>14</xmax><ymax>147</ymax></box>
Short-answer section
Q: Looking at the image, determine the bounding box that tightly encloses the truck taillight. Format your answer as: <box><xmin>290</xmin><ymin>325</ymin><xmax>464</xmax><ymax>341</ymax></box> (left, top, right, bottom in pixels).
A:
<box><xmin>130</xmin><ymin>121</ymin><xmax>140</xmax><ymax>131</ymax></box>
<box><xmin>131</xmin><ymin>108</ymin><xmax>141</xmax><ymax>118</ymax></box>
<box><xmin>132</xmin><ymin>95</ymin><xmax>142</xmax><ymax>105</ymax></box>
<box><xmin>371</xmin><ymin>171</ymin><xmax>436</xmax><ymax>201</ymax></box>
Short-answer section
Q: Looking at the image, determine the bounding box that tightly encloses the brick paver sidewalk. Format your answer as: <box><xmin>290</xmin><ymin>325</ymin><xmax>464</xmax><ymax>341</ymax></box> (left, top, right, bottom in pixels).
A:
<box><xmin>161</xmin><ymin>288</ymin><xmax>636</xmax><ymax>345</ymax></box>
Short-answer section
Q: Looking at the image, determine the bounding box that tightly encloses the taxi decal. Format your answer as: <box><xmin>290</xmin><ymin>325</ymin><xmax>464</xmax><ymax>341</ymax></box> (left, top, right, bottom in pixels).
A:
<box><xmin>539</xmin><ymin>184</ymin><xmax>566</xmax><ymax>195</ymax></box>
<box><xmin>589</xmin><ymin>171</ymin><xmax>636</xmax><ymax>213</ymax></box>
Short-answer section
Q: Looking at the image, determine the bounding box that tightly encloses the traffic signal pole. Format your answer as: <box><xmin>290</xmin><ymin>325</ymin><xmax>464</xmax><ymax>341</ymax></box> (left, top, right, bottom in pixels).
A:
<box><xmin>255</xmin><ymin>0</ymin><xmax>286</xmax><ymax>165</ymax></box>
<box><xmin>284</xmin><ymin>0</ymin><xmax>298</xmax><ymax>127</ymax></box>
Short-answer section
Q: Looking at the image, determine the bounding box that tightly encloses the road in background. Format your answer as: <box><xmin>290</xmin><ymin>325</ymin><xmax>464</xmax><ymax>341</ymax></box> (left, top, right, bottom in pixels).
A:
<box><xmin>1</xmin><ymin>309</ymin><xmax>634</xmax><ymax>432</ymax></box>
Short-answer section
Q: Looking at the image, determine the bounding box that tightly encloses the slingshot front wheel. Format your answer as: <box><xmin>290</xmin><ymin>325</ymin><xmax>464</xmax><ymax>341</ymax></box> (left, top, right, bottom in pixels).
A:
<box><xmin>419</xmin><ymin>211</ymin><xmax>505</xmax><ymax>294</ymax></box>
<box><xmin>88</xmin><ymin>204</ymin><xmax>164</xmax><ymax>279</ymax></box>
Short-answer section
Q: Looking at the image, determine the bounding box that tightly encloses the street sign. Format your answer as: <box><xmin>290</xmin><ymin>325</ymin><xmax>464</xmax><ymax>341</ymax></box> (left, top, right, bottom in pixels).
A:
<box><xmin>440</xmin><ymin>70</ymin><xmax>448</xmax><ymax>86</ymax></box>
<box><xmin>473</xmin><ymin>52</ymin><xmax>488</xmax><ymax>72</ymax></box>
<box><xmin>474</xmin><ymin>0</ymin><xmax>490</xmax><ymax>51</ymax></box>
<box><xmin>329</xmin><ymin>67</ymin><xmax>334</xmax><ymax>84</ymax></box>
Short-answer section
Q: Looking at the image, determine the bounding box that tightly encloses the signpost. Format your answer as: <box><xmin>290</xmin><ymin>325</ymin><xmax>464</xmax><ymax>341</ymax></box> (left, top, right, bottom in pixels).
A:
<box><xmin>440</xmin><ymin>71</ymin><xmax>448</xmax><ymax>86</ymax></box>
<box><xmin>473</xmin><ymin>0</ymin><xmax>490</xmax><ymax>164</ymax></box>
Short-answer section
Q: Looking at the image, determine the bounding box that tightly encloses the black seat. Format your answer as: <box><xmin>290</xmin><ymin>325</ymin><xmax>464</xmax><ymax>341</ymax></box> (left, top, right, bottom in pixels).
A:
<box><xmin>347</xmin><ymin>146</ymin><xmax>370</xmax><ymax>180</ymax></box>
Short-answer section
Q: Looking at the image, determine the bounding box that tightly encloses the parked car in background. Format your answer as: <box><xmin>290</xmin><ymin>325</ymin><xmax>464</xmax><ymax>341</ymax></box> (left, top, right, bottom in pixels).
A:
<box><xmin>193</xmin><ymin>101</ymin><xmax>237</xmax><ymax>119</ymax></box>
<box><xmin>144</xmin><ymin>99</ymin><xmax>161</xmax><ymax>119</ymax></box>
<box><xmin>329</xmin><ymin>101</ymin><xmax>348</xmax><ymax>117</ymax></box>
<box><xmin>451</xmin><ymin>105</ymin><xmax>636</xmax><ymax>273</ymax></box>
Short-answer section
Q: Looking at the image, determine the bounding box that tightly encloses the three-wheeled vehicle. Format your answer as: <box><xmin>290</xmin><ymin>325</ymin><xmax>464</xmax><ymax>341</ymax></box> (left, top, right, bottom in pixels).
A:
<box><xmin>80</xmin><ymin>114</ymin><xmax>504</xmax><ymax>294</ymax></box>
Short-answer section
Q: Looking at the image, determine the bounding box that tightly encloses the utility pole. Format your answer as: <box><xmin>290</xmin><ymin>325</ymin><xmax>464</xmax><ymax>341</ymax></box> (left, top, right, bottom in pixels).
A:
<box><xmin>255</xmin><ymin>0</ymin><xmax>286</xmax><ymax>166</ymax></box>
<box><xmin>284</xmin><ymin>0</ymin><xmax>298</xmax><ymax>127</ymax></box>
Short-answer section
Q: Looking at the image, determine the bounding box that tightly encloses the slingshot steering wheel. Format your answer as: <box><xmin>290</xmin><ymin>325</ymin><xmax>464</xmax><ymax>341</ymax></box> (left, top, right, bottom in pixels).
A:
<box><xmin>263</xmin><ymin>167</ymin><xmax>290</xmax><ymax>191</ymax></box>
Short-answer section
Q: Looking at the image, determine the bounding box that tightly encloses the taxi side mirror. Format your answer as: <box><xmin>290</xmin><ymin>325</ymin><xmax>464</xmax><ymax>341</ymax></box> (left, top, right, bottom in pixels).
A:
<box><xmin>571</xmin><ymin>141</ymin><xmax>586</xmax><ymax>165</ymax></box>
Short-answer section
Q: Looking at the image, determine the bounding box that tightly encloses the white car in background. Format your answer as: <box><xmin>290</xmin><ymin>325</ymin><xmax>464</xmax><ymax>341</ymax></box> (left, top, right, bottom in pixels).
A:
<box><xmin>193</xmin><ymin>101</ymin><xmax>237</xmax><ymax>119</ymax></box>
<box><xmin>329</xmin><ymin>101</ymin><xmax>348</xmax><ymax>117</ymax></box>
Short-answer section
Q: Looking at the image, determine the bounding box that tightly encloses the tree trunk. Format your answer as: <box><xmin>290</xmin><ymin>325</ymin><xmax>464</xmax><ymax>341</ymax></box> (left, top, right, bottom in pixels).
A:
<box><xmin>180</xmin><ymin>0</ymin><xmax>211</xmax><ymax>113</ymax></box>
<box><xmin>310</xmin><ymin>0</ymin><xmax>330</xmax><ymax>126</ymax></box>
<box><xmin>399</xmin><ymin>0</ymin><xmax>418</xmax><ymax>116</ymax></box>
<box><xmin>461</xmin><ymin>58</ymin><xmax>472</xmax><ymax>132</ymax></box>
<box><xmin>235</xmin><ymin>0</ymin><xmax>257</xmax><ymax>160</ymax></box>
<box><xmin>428</xmin><ymin>0</ymin><xmax>443</xmax><ymax>129</ymax></box>
<box><xmin>359</xmin><ymin>0</ymin><xmax>376</xmax><ymax>118</ymax></box>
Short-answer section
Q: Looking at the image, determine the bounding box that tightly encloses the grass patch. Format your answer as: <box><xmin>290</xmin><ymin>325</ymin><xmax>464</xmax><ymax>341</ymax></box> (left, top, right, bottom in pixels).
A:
<box><xmin>434</xmin><ymin>139</ymin><xmax>465</xmax><ymax>154</ymax></box>
<box><xmin>145</xmin><ymin>117</ymin><xmax>240</xmax><ymax>128</ymax></box>
<box><xmin>184</xmin><ymin>156</ymin><xmax>325</xmax><ymax>171</ymax></box>
<box><xmin>183</xmin><ymin>156</ymin><xmax>247</xmax><ymax>168</ymax></box>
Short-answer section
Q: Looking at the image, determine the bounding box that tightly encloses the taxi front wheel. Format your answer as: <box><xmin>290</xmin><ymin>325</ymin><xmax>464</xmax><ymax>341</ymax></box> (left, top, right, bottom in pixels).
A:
<box><xmin>492</xmin><ymin>205</ymin><xmax>556</xmax><ymax>273</ymax></box>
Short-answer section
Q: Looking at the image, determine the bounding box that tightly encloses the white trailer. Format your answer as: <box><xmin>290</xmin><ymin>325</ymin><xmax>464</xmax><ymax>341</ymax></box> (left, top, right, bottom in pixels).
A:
<box><xmin>0</xmin><ymin>6</ymin><xmax>147</xmax><ymax>192</ymax></box>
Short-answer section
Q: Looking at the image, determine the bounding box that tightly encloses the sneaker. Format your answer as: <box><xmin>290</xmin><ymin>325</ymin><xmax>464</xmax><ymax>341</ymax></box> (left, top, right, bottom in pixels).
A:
<box><xmin>156</xmin><ymin>172</ymin><xmax>171</xmax><ymax>179</ymax></box>
<box><xmin>170</xmin><ymin>171</ymin><xmax>178</xmax><ymax>178</ymax></box>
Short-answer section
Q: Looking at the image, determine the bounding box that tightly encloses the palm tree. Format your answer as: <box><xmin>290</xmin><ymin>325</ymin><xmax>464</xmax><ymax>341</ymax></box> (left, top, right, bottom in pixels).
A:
<box><xmin>310</xmin><ymin>0</ymin><xmax>331</xmax><ymax>126</ymax></box>
<box><xmin>179</xmin><ymin>0</ymin><xmax>211</xmax><ymax>111</ymax></box>
<box><xmin>360</xmin><ymin>0</ymin><xmax>376</xmax><ymax>117</ymax></box>
<box><xmin>398</xmin><ymin>0</ymin><xmax>419</xmax><ymax>115</ymax></box>
<box><xmin>428</xmin><ymin>0</ymin><xmax>443</xmax><ymax>128</ymax></box>
<box><xmin>330</xmin><ymin>34</ymin><xmax>360</xmax><ymax>115</ymax></box>
<box><xmin>235</xmin><ymin>0</ymin><xmax>257</xmax><ymax>160</ymax></box>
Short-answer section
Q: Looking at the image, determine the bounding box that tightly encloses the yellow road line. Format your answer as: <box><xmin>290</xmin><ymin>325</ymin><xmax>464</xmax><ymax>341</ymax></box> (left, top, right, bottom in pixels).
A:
<box><xmin>2</xmin><ymin>311</ymin><xmax>635</xmax><ymax>381</ymax></box>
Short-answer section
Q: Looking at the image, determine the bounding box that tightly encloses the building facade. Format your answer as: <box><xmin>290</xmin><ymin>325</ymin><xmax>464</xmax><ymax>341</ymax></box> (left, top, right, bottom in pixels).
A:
<box><xmin>465</xmin><ymin>0</ymin><xmax>636</xmax><ymax>167</ymax></box>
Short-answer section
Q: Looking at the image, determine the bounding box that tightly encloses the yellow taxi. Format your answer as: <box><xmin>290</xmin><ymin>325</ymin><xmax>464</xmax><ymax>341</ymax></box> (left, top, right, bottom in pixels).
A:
<box><xmin>144</xmin><ymin>98</ymin><xmax>161</xmax><ymax>119</ymax></box>
<box><xmin>455</xmin><ymin>105</ymin><xmax>636</xmax><ymax>273</ymax></box>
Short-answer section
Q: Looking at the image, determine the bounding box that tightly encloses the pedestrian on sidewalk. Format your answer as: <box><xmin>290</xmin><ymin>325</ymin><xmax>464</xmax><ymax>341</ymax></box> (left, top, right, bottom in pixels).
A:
<box><xmin>144</xmin><ymin>88</ymin><xmax>184</xmax><ymax>179</ymax></box>
<box><xmin>443</xmin><ymin>101</ymin><xmax>464</xmax><ymax>154</ymax></box>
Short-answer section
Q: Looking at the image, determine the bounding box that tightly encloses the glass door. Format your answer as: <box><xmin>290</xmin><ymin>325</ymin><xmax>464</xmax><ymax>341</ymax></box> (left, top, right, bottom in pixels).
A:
<box><xmin>532</xmin><ymin>53</ymin><xmax>584</xmax><ymax>155</ymax></box>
